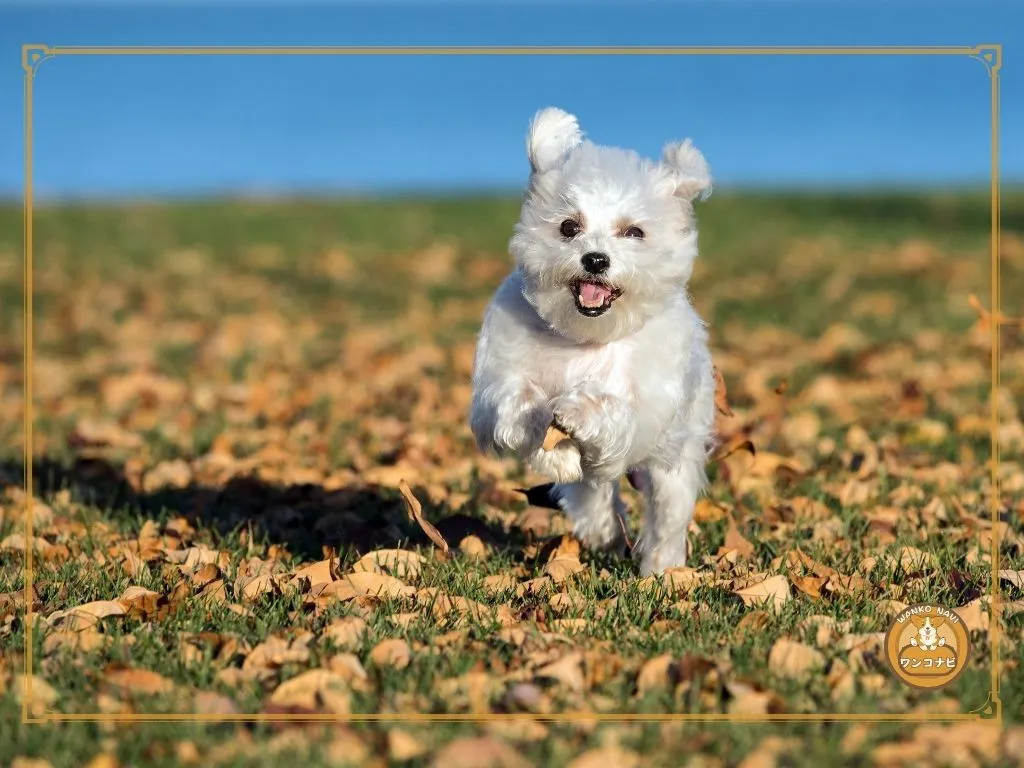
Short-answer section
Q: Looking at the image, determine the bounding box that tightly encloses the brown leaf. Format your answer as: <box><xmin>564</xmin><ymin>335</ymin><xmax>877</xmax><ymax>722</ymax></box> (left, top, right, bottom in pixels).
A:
<box><xmin>325</xmin><ymin>653</ymin><xmax>370</xmax><ymax>689</ymax></box>
<box><xmin>321</xmin><ymin>616</ymin><xmax>367</xmax><ymax>651</ymax></box>
<box><xmin>543</xmin><ymin>556</ymin><xmax>585</xmax><ymax>584</ymax></box>
<box><xmin>713</xmin><ymin>365</ymin><xmax>734</xmax><ymax>418</ymax></box>
<box><xmin>398</xmin><ymin>480</ymin><xmax>450</xmax><ymax>553</ymax></box>
<box><xmin>784</xmin><ymin>548</ymin><xmax>837</xmax><ymax>579</ymax></box>
<box><xmin>104</xmin><ymin>665</ymin><xmax>176</xmax><ymax>696</ymax></box>
<box><xmin>47</xmin><ymin>600</ymin><xmax>126</xmax><ymax>632</ymax></box>
<box><xmin>635</xmin><ymin>654</ymin><xmax>676</xmax><ymax>696</ymax></box>
<box><xmin>13</xmin><ymin>674</ymin><xmax>60</xmax><ymax>717</ymax></box>
<box><xmin>786</xmin><ymin>497</ymin><xmax>832</xmax><ymax>521</ymax></box>
<box><xmin>68</xmin><ymin>419</ymin><xmax>143</xmax><ymax>449</ymax></box>
<box><xmin>542</xmin><ymin>425</ymin><xmax>572</xmax><ymax>451</ymax></box>
<box><xmin>824</xmin><ymin>572</ymin><xmax>870</xmax><ymax>596</ymax></box>
<box><xmin>388</xmin><ymin>729</ymin><xmax>427</xmax><ymax>762</ymax></box>
<box><xmin>117</xmin><ymin>586</ymin><xmax>166</xmax><ymax>619</ymax></box>
<box><xmin>353</xmin><ymin>548</ymin><xmax>425</xmax><ymax>580</ymax></box>
<box><xmin>734</xmin><ymin>575</ymin><xmax>791</xmax><ymax>613</ymax></box>
<box><xmin>430</xmin><ymin>737</ymin><xmax>534</xmax><ymax>768</ymax></box>
<box><xmin>568</xmin><ymin>747</ymin><xmax>641</xmax><ymax>768</ymax></box>
<box><xmin>768</xmin><ymin>638</ymin><xmax>825</xmax><ymax>679</ymax></box>
<box><xmin>726</xmin><ymin>680</ymin><xmax>785</xmax><ymax>715</ymax></box>
<box><xmin>190</xmin><ymin>562</ymin><xmax>222</xmax><ymax>589</ymax></box>
<box><xmin>712</xmin><ymin>436</ymin><xmax>756</xmax><ymax>463</ymax></box>
<box><xmin>737</xmin><ymin>610</ymin><xmax>773</xmax><ymax>634</ymax></box>
<box><xmin>43</xmin><ymin>627</ymin><xmax>109</xmax><ymax>655</ymax></box>
<box><xmin>789</xmin><ymin>573</ymin><xmax>829</xmax><ymax>599</ymax></box>
<box><xmin>723</xmin><ymin>516</ymin><xmax>756</xmax><ymax>559</ymax></box>
<box><xmin>957</xmin><ymin>598</ymin><xmax>989</xmax><ymax>632</ymax></box>
<box><xmin>459</xmin><ymin>534</ymin><xmax>489</xmax><ymax>560</ymax></box>
<box><xmin>320</xmin><ymin>571</ymin><xmax>415</xmax><ymax>602</ymax></box>
<box><xmin>269</xmin><ymin>669</ymin><xmax>351</xmax><ymax>714</ymax></box>
<box><xmin>0</xmin><ymin>534</ymin><xmax>55</xmax><ymax>557</ymax></box>
<box><xmin>369</xmin><ymin>638</ymin><xmax>412</xmax><ymax>669</ymax></box>
<box><xmin>999</xmin><ymin>569</ymin><xmax>1024</xmax><ymax>590</ymax></box>
<box><xmin>243</xmin><ymin>633</ymin><xmax>313</xmax><ymax>670</ymax></box>
<box><xmin>482</xmin><ymin>574</ymin><xmax>518</xmax><ymax>596</ymax></box>
<box><xmin>236</xmin><ymin>573</ymin><xmax>284</xmax><ymax>602</ymax></box>
<box><xmin>535</xmin><ymin>652</ymin><xmax>586</xmax><ymax>693</ymax></box>
<box><xmin>193</xmin><ymin>691</ymin><xmax>240</xmax><ymax>716</ymax></box>
<box><xmin>289</xmin><ymin>558</ymin><xmax>338</xmax><ymax>588</ymax></box>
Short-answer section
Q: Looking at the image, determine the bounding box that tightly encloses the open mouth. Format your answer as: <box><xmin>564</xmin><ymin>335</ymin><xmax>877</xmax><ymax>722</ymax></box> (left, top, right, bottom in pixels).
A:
<box><xmin>570</xmin><ymin>279</ymin><xmax>622</xmax><ymax>317</ymax></box>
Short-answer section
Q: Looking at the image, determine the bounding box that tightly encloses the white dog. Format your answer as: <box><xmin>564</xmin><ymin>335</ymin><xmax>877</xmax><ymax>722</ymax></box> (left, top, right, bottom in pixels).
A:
<box><xmin>469</xmin><ymin>107</ymin><xmax>717</xmax><ymax>575</ymax></box>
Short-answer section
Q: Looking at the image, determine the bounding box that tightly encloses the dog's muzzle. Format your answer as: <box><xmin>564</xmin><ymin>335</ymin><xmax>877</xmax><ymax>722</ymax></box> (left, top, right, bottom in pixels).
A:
<box><xmin>570</xmin><ymin>278</ymin><xmax>622</xmax><ymax>317</ymax></box>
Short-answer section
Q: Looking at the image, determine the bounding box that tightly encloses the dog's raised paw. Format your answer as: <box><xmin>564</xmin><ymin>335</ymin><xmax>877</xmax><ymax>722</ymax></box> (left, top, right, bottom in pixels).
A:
<box><xmin>528</xmin><ymin>440</ymin><xmax>583</xmax><ymax>484</ymax></box>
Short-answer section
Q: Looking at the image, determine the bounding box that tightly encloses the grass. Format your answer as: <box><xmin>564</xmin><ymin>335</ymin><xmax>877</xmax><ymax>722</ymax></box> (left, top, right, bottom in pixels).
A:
<box><xmin>1</xmin><ymin>190</ymin><xmax>1023</xmax><ymax>767</ymax></box>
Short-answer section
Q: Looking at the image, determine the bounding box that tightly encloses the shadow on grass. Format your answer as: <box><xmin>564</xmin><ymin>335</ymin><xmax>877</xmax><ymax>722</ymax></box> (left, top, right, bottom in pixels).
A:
<box><xmin>3</xmin><ymin>456</ymin><xmax>527</xmax><ymax>563</ymax></box>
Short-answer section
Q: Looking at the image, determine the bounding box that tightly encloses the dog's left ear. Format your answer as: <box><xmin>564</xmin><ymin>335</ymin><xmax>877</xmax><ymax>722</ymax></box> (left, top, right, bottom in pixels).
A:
<box><xmin>660</xmin><ymin>139</ymin><xmax>712</xmax><ymax>203</ymax></box>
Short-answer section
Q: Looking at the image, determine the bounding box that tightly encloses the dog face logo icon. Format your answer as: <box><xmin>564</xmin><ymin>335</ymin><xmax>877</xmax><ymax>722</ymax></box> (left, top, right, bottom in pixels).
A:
<box><xmin>885</xmin><ymin>604</ymin><xmax>970</xmax><ymax>689</ymax></box>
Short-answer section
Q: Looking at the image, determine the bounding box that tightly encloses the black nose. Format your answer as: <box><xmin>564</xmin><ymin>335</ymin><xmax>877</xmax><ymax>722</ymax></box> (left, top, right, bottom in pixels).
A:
<box><xmin>581</xmin><ymin>252</ymin><xmax>610</xmax><ymax>275</ymax></box>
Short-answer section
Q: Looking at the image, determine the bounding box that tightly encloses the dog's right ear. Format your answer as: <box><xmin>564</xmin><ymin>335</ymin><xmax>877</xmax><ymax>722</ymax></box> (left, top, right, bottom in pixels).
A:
<box><xmin>527</xmin><ymin>107</ymin><xmax>583</xmax><ymax>175</ymax></box>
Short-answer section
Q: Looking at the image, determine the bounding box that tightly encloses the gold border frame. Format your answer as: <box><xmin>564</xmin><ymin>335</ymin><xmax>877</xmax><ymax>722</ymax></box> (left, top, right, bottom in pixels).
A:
<box><xmin>19</xmin><ymin>44</ymin><xmax>1004</xmax><ymax>727</ymax></box>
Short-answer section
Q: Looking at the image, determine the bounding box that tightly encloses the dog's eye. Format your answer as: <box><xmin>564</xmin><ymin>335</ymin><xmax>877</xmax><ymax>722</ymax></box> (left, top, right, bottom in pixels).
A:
<box><xmin>623</xmin><ymin>226</ymin><xmax>645</xmax><ymax>239</ymax></box>
<box><xmin>559</xmin><ymin>219</ymin><xmax>582</xmax><ymax>239</ymax></box>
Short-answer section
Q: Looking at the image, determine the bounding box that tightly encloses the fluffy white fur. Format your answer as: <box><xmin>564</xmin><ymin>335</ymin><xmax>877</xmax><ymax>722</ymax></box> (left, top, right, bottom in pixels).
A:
<box><xmin>469</xmin><ymin>107</ymin><xmax>717</xmax><ymax>575</ymax></box>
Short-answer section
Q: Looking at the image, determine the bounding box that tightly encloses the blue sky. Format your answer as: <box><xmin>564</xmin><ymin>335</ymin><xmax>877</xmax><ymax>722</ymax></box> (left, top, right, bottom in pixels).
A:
<box><xmin>0</xmin><ymin>0</ymin><xmax>1021</xmax><ymax>199</ymax></box>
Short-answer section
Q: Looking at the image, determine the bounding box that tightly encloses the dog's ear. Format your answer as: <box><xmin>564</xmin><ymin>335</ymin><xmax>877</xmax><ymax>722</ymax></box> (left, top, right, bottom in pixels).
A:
<box><xmin>527</xmin><ymin>107</ymin><xmax>583</xmax><ymax>175</ymax></box>
<box><xmin>660</xmin><ymin>139</ymin><xmax>712</xmax><ymax>203</ymax></box>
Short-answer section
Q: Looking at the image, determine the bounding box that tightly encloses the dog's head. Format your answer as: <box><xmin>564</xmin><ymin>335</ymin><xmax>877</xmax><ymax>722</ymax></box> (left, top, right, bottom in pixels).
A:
<box><xmin>910</xmin><ymin>615</ymin><xmax>946</xmax><ymax>647</ymax></box>
<box><xmin>510</xmin><ymin>107</ymin><xmax>712</xmax><ymax>344</ymax></box>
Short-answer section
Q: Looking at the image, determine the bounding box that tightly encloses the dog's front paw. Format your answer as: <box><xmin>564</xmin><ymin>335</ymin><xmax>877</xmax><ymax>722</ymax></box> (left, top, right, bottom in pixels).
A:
<box><xmin>527</xmin><ymin>440</ymin><xmax>583</xmax><ymax>484</ymax></box>
<box><xmin>550</xmin><ymin>390</ymin><xmax>607</xmax><ymax>446</ymax></box>
<box><xmin>494</xmin><ymin>401</ymin><xmax>552</xmax><ymax>458</ymax></box>
<box><xmin>550</xmin><ymin>389</ymin><xmax>631</xmax><ymax>478</ymax></box>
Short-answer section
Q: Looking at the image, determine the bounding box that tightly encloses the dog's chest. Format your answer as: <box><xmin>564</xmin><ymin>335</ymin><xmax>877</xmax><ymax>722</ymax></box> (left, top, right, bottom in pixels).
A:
<box><xmin>535</xmin><ymin>341</ymin><xmax>636</xmax><ymax>398</ymax></box>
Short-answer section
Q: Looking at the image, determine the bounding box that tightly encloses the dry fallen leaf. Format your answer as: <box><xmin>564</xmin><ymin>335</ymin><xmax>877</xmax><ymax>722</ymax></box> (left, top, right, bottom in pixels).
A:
<box><xmin>104</xmin><ymin>666</ymin><xmax>176</xmax><ymax>696</ymax></box>
<box><xmin>713</xmin><ymin>365</ymin><xmax>735</xmax><ymax>418</ymax></box>
<box><xmin>353</xmin><ymin>548</ymin><xmax>425</xmax><ymax>580</ymax></box>
<box><xmin>388</xmin><ymin>729</ymin><xmax>427</xmax><ymax>762</ymax></box>
<box><xmin>13</xmin><ymin>675</ymin><xmax>60</xmax><ymax>717</ymax></box>
<box><xmin>734</xmin><ymin>575</ymin><xmax>792</xmax><ymax>613</ymax></box>
<box><xmin>723</xmin><ymin>516</ymin><xmax>756</xmax><ymax>559</ymax></box>
<box><xmin>726</xmin><ymin>680</ymin><xmax>785</xmax><ymax>715</ymax></box>
<box><xmin>635</xmin><ymin>654</ymin><xmax>677</xmax><ymax>696</ymax></box>
<box><xmin>398</xmin><ymin>480</ymin><xmax>450</xmax><ymax>553</ymax></box>
<box><xmin>543</xmin><ymin>535</ymin><xmax>586</xmax><ymax>584</ymax></box>
<box><xmin>542</xmin><ymin>424</ymin><xmax>572</xmax><ymax>451</ymax></box>
<box><xmin>321</xmin><ymin>616</ymin><xmax>367</xmax><ymax>650</ymax></box>
<box><xmin>768</xmin><ymin>638</ymin><xmax>825</xmax><ymax>679</ymax></box>
<box><xmin>320</xmin><ymin>571</ymin><xmax>416</xmax><ymax>602</ymax></box>
<box><xmin>369</xmin><ymin>638</ymin><xmax>412</xmax><ymax>670</ymax></box>
<box><xmin>47</xmin><ymin>600</ymin><xmax>127</xmax><ymax>632</ymax></box>
<box><xmin>568</xmin><ymin>746</ymin><xmax>641</xmax><ymax>768</ymax></box>
<box><xmin>269</xmin><ymin>669</ymin><xmax>351</xmax><ymax>714</ymax></box>
<box><xmin>430</xmin><ymin>737</ymin><xmax>534</xmax><ymax>768</ymax></box>
<box><xmin>535</xmin><ymin>652</ymin><xmax>586</xmax><ymax>694</ymax></box>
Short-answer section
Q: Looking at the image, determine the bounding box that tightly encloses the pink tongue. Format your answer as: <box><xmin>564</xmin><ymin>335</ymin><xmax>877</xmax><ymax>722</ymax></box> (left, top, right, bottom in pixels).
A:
<box><xmin>579</xmin><ymin>282</ymin><xmax>612</xmax><ymax>306</ymax></box>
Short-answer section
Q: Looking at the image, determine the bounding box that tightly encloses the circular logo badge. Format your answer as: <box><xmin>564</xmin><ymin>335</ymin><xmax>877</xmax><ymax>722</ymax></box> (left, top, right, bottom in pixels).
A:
<box><xmin>884</xmin><ymin>603</ymin><xmax>971</xmax><ymax>689</ymax></box>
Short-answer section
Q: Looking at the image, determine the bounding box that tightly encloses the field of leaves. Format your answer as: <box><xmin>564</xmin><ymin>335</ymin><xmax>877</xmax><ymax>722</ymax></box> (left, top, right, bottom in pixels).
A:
<box><xmin>1</xmin><ymin>192</ymin><xmax>1024</xmax><ymax>767</ymax></box>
